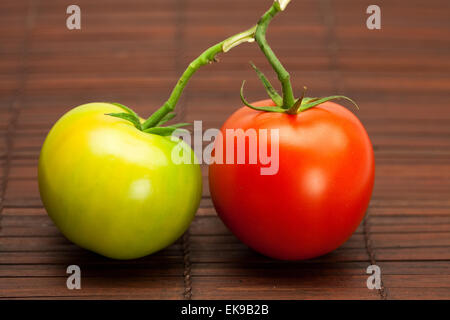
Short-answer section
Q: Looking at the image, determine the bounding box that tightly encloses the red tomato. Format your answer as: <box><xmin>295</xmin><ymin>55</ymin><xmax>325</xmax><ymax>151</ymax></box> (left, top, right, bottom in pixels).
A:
<box><xmin>209</xmin><ymin>99</ymin><xmax>374</xmax><ymax>260</ymax></box>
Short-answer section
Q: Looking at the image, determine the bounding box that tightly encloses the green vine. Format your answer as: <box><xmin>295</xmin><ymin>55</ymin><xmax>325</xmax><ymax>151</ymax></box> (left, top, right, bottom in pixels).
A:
<box><xmin>255</xmin><ymin>3</ymin><xmax>295</xmax><ymax>108</ymax></box>
<box><xmin>241</xmin><ymin>0</ymin><xmax>359</xmax><ymax>114</ymax></box>
<box><xmin>107</xmin><ymin>26</ymin><xmax>257</xmax><ymax>133</ymax></box>
<box><xmin>108</xmin><ymin>0</ymin><xmax>358</xmax><ymax>136</ymax></box>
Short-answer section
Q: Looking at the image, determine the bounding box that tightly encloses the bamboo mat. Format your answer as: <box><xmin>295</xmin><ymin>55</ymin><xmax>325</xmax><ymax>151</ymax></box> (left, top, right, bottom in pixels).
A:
<box><xmin>0</xmin><ymin>0</ymin><xmax>449</xmax><ymax>299</ymax></box>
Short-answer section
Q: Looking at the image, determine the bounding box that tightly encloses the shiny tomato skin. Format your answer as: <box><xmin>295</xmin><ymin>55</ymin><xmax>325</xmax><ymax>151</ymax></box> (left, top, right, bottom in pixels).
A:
<box><xmin>38</xmin><ymin>103</ymin><xmax>202</xmax><ymax>259</ymax></box>
<box><xmin>209</xmin><ymin>99</ymin><xmax>374</xmax><ymax>260</ymax></box>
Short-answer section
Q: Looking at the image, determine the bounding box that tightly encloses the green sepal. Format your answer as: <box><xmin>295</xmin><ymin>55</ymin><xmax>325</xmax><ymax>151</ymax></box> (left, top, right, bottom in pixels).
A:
<box><xmin>240</xmin><ymin>81</ymin><xmax>286</xmax><ymax>113</ymax></box>
<box><xmin>249</xmin><ymin>62</ymin><xmax>283</xmax><ymax>107</ymax></box>
<box><xmin>299</xmin><ymin>95</ymin><xmax>359</xmax><ymax>112</ymax></box>
<box><xmin>301</xmin><ymin>97</ymin><xmax>319</xmax><ymax>104</ymax></box>
<box><xmin>157</xmin><ymin>112</ymin><xmax>176</xmax><ymax>126</ymax></box>
<box><xmin>286</xmin><ymin>86</ymin><xmax>307</xmax><ymax>115</ymax></box>
<box><xmin>143</xmin><ymin>126</ymin><xmax>189</xmax><ymax>136</ymax></box>
<box><xmin>170</xmin><ymin>122</ymin><xmax>191</xmax><ymax>129</ymax></box>
<box><xmin>110</xmin><ymin>102</ymin><xmax>140</xmax><ymax>119</ymax></box>
<box><xmin>106</xmin><ymin>112</ymin><xmax>142</xmax><ymax>130</ymax></box>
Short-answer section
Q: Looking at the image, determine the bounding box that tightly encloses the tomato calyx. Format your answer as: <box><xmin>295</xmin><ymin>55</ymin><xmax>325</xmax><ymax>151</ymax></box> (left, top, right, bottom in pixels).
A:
<box><xmin>106</xmin><ymin>103</ymin><xmax>143</xmax><ymax>130</ymax></box>
<box><xmin>240</xmin><ymin>74</ymin><xmax>359</xmax><ymax>115</ymax></box>
<box><xmin>106</xmin><ymin>103</ymin><xmax>191</xmax><ymax>136</ymax></box>
<box><xmin>286</xmin><ymin>86</ymin><xmax>308</xmax><ymax>115</ymax></box>
<box><xmin>240</xmin><ymin>1</ymin><xmax>359</xmax><ymax>115</ymax></box>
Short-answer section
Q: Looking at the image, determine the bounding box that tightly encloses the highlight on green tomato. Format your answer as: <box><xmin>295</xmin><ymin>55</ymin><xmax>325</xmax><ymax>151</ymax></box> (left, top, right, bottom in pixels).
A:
<box><xmin>38</xmin><ymin>103</ymin><xmax>202</xmax><ymax>259</ymax></box>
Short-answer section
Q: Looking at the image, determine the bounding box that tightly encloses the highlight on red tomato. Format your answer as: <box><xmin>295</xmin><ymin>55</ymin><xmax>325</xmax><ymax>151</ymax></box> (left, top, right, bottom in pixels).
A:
<box><xmin>208</xmin><ymin>1</ymin><xmax>375</xmax><ymax>260</ymax></box>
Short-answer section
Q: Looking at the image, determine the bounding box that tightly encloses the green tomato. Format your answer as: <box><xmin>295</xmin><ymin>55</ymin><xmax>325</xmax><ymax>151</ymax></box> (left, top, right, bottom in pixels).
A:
<box><xmin>38</xmin><ymin>102</ymin><xmax>202</xmax><ymax>259</ymax></box>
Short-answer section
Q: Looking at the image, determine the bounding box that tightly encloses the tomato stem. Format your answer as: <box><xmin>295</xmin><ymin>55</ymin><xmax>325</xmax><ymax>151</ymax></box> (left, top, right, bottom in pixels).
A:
<box><xmin>255</xmin><ymin>2</ymin><xmax>295</xmax><ymax>109</ymax></box>
<box><xmin>142</xmin><ymin>27</ymin><xmax>257</xmax><ymax>130</ymax></box>
<box><xmin>141</xmin><ymin>0</ymin><xmax>294</xmax><ymax>130</ymax></box>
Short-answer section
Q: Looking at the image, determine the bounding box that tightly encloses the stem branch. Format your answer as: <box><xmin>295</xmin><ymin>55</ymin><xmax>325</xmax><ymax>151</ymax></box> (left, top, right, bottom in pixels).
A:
<box><xmin>142</xmin><ymin>27</ymin><xmax>256</xmax><ymax>130</ymax></box>
<box><xmin>255</xmin><ymin>3</ymin><xmax>295</xmax><ymax>108</ymax></box>
<box><xmin>142</xmin><ymin>0</ymin><xmax>293</xmax><ymax>129</ymax></box>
